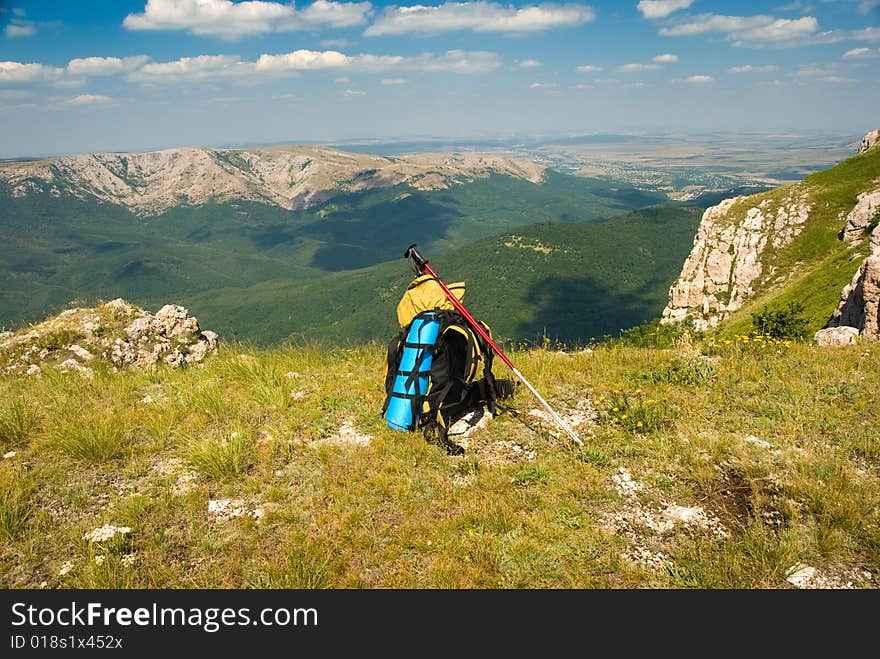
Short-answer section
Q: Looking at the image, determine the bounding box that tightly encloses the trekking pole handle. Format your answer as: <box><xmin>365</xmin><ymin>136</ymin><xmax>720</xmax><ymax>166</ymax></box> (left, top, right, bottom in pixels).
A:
<box><xmin>404</xmin><ymin>243</ymin><xmax>428</xmax><ymax>275</ymax></box>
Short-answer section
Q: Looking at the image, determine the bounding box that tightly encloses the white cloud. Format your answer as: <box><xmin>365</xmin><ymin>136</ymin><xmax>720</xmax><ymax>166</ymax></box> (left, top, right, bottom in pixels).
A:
<box><xmin>859</xmin><ymin>0</ymin><xmax>880</xmax><ymax>14</ymax></box>
<box><xmin>529</xmin><ymin>82</ymin><xmax>560</xmax><ymax>89</ymax></box>
<box><xmin>842</xmin><ymin>47</ymin><xmax>877</xmax><ymax>59</ymax></box>
<box><xmin>727</xmin><ymin>64</ymin><xmax>779</xmax><ymax>73</ymax></box>
<box><xmin>334</xmin><ymin>76</ymin><xmax>351</xmax><ymax>83</ymax></box>
<box><xmin>820</xmin><ymin>76</ymin><xmax>856</xmax><ymax>83</ymax></box>
<box><xmin>576</xmin><ymin>64</ymin><xmax>603</xmax><ymax>72</ymax></box>
<box><xmin>0</xmin><ymin>61</ymin><xmax>64</xmax><ymax>85</ymax></box>
<box><xmin>300</xmin><ymin>0</ymin><xmax>373</xmax><ymax>27</ymax></box>
<box><xmin>574</xmin><ymin>83</ymin><xmax>593</xmax><ymax>89</ymax></box>
<box><xmin>344</xmin><ymin>88</ymin><xmax>366</xmax><ymax>96</ymax></box>
<box><xmin>615</xmin><ymin>62</ymin><xmax>662</xmax><ymax>72</ymax></box>
<box><xmin>364</xmin><ymin>1</ymin><xmax>595</xmax><ymax>36</ymax></box>
<box><xmin>660</xmin><ymin>13</ymin><xmax>819</xmax><ymax>46</ymax></box>
<box><xmin>123</xmin><ymin>0</ymin><xmax>372</xmax><ymax>39</ymax></box>
<box><xmin>518</xmin><ymin>59</ymin><xmax>543</xmax><ymax>69</ymax></box>
<box><xmin>64</xmin><ymin>94</ymin><xmax>115</xmax><ymax>106</ymax></box>
<box><xmin>674</xmin><ymin>74</ymin><xmax>715</xmax><ymax>83</ymax></box>
<box><xmin>256</xmin><ymin>49</ymin><xmax>351</xmax><ymax>71</ymax></box>
<box><xmin>380</xmin><ymin>77</ymin><xmax>408</xmax><ymax>84</ymax></box>
<box><xmin>636</xmin><ymin>0</ymin><xmax>694</xmax><ymax>19</ymax></box>
<box><xmin>5</xmin><ymin>21</ymin><xmax>36</xmax><ymax>38</ymax></box>
<box><xmin>652</xmin><ymin>53</ymin><xmax>678</xmax><ymax>63</ymax></box>
<box><xmin>67</xmin><ymin>55</ymin><xmax>150</xmax><ymax>76</ymax></box>
<box><xmin>129</xmin><ymin>49</ymin><xmax>502</xmax><ymax>83</ymax></box>
<box><xmin>129</xmin><ymin>54</ymin><xmax>249</xmax><ymax>83</ymax></box>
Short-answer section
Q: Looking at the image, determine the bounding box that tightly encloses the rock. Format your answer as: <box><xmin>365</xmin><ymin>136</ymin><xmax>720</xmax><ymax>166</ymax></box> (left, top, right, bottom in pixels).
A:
<box><xmin>68</xmin><ymin>344</ymin><xmax>93</xmax><ymax>361</ymax></box>
<box><xmin>0</xmin><ymin>299</ymin><xmax>219</xmax><ymax>376</ymax></box>
<box><xmin>839</xmin><ymin>190</ymin><xmax>880</xmax><ymax>245</ymax></box>
<box><xmin>827</xmin><ymin>222</ymin><xmax>880</xmax><ymax>339</ymax></box>
<box><xmin>59</xmin><ymin>358</ymin><xmax>94</xmax><ymax>379</ymax></box>
<box><xmin>154</xmin><ymin>304</ymin><xmax>200</xmax><ymax>338</ymax></box>
<box><xmin>662</xmin><ymin>191</ymin><xmax>810</xmax><ymax>330</ymax></box>
<box><xmin>858</xmin><ymin>129</ymin><xmax>880</xmax><ymax>154</ymax></box>
<box><xmin>814</xmin><ymin>326</ymin><xmax>860</xmax><ymax>346</ymax></box>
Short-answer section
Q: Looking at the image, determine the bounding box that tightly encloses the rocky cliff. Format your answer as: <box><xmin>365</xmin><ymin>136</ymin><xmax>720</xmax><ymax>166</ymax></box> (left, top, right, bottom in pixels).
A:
<box><xmin>660</xmin><ymin>188</ymin><xmax>811</xmax><ymax>330</ymax></box>
<box><xmin>661</xmin><ymin>129</ymin><xmax>880</xmax><ymax>339</ymax></box>
<box><xmin>0</xmin><ymin>145</ymin><xmax>545</xmax><ymax>217</ymax></box>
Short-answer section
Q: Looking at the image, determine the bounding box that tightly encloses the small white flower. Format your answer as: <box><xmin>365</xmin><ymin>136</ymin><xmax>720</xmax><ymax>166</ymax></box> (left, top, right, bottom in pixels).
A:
<box><xmin>58</xmin><ymin>560</ymin><xmax>74</xmax><ymax>576</ymax></box>
<box><xmin>94</xmin><ymin>555</ymin><xmax>106</xmax><ymax>566</ymax></box>
<box><xmin>82</xmin><ymin>524</ymin><xmax>132</xmax><ymax>543</ymax></box>
<box><xmin>121</xmin><ymin>553</ymin><xmax>137</xmax><ymax>567</ymax></box>
<box><xmin>2</xmin><ymin>451</ymin><xmax>15</xmax><ymax>459</ymax></box>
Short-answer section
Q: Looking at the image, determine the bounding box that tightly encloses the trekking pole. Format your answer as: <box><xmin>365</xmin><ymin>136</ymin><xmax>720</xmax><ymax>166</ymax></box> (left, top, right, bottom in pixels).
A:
<box><xmin>404</xmin><ymin>244</ymin><xmax>583</xmax><ymax>447</ymax></box>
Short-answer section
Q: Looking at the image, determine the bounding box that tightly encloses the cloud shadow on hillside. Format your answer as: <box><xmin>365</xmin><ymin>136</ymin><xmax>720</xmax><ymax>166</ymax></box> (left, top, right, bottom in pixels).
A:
<box><xmin>516</xmin><ymin>275</ymin><xmax>668</xmax><ymax>345</ymax></box>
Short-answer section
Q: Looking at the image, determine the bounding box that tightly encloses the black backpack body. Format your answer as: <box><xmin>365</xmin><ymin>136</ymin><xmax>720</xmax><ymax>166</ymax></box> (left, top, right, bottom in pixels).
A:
<box><xmin>383</xmin><ymin>309</ymin><xmax>499</xmax><ymax>454</ymax></box>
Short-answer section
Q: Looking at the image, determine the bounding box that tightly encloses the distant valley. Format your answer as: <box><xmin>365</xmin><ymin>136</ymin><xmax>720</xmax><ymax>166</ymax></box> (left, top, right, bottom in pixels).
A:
<box><xmin>0</xmin><ymin>144</ymin><xmax>684</xmax><ymax>342</ymax></box>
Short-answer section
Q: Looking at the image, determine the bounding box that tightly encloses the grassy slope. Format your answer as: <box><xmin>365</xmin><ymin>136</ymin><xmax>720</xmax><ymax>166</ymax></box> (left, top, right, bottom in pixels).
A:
<box><xmin>2</xmin><ymin>337</ymin><xmax>877</xmax><ymax>588</ymax></box>
<box><xmin>184</xmin><ymin>205</ymin><xmax>703</xmax><ymax>346</ymax></box>
<box><xmin>717</xmin><ymin>147</ymin><xmax>880</xmax><ymax>337</ymax></box>
<box><xmin>0</xmin><ymin>172</ymin><xmax>665</xmax><ymax>333</ymax></box>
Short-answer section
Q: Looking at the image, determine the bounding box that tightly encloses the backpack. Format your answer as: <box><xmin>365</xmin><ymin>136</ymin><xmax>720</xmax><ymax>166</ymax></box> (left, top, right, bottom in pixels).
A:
<box><xmin>382</xmin><ymin>276</ymin><xmax>501</xmax><ymax>455</ymax></box>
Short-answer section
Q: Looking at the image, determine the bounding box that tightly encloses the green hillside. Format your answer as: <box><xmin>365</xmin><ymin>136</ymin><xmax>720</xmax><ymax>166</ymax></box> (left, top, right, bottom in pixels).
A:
<box><xmin>184</xmin><ymin>205</ymin><xmax>703</xmax><ymax>346</ymax></box>
<box><xmin>714</xmin><ymin>146</ymin><xmax>880</xmax><ymax>337</ymax></box>
<box><xmin>0</xmin><ymin>171</ymin><xmax>665</xmax><ymax>332</ymax></box>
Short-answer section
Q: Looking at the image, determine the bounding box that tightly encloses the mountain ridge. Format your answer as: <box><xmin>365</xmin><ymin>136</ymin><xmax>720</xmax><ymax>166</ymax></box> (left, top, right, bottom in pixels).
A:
<box><xmin>0</xmin><ymin>145</ymin><xmax>546</xmax><ymax>217</ymax></box>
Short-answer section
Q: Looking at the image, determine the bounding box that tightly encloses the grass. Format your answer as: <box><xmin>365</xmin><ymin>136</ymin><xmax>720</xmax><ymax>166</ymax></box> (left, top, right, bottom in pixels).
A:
<box><xmin>49</xmin><ymin>416</ymin><xmax>130</xmax><ymax>464</ymax></box>
<box><xmin>0</xmin><ymin>397</ymin><xmax>41</xmax><ymax>450</ymax></box>
<box><xmin>0</xmin><ymin>336</ymin><xmax>877</xmax><ymax>589</ymax></box>
<box><xmin>184</xmin><ymin>429</ymin><xmax>256</xmax><ymax>482</ymax></box>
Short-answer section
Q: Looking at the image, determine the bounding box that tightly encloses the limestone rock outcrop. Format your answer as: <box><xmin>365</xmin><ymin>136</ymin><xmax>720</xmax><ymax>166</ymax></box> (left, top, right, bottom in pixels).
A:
<box><xmin>839</xmin><ymin>190</ymin><xmax>880</xmax><ymax>245</ymax></box>
<box><xmin>859</xmin><ymin>129</ymin><xmax>880</xmax><ymax>154</ymax></box>
<box><xmin>824</xmin><ymin>222</ymin><xmax>880</xmax><ymax>341</ymax></box>
<box><xmin>0</xmin><ymin>298</ymin><xmax>219</xmax><ymax>376</ymax></box>
<box><xmin>661</xmin><ymin>190</ymin><xmax>811</xmax><ymax>330</ymax></box>
<box><xmin>662</xmin><ymin>128</ymin><xmax>880</xmax><ymax>337</ymax></box>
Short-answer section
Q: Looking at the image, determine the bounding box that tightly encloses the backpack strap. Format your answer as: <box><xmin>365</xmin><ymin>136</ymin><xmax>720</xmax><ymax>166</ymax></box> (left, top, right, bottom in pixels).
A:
<box><xmin>381</xmin><ymin>330</ymin><xmax>405</xmax><ymax>415</ymax></box>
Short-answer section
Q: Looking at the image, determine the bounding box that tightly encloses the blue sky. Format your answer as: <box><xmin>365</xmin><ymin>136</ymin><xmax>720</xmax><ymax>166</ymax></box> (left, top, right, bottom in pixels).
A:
<box><xmin>0</xmin><ymin>0</ymin><xmax>878</xmax><ymax>157</ymax></box>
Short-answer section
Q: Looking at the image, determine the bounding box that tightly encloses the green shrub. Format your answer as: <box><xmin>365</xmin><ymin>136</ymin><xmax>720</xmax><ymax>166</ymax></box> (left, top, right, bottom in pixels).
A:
<box><xmin>750</xmin><ymin>302</ymin><xmax>810</xmax><ymax>340</ymax></box>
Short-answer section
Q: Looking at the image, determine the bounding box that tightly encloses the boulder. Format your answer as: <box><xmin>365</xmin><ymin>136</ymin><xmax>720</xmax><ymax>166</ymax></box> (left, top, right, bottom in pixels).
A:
<box><xmin>814</xmin><ymin>326</ymin><xmax>860</xmax><ymax>346</ymax></box>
